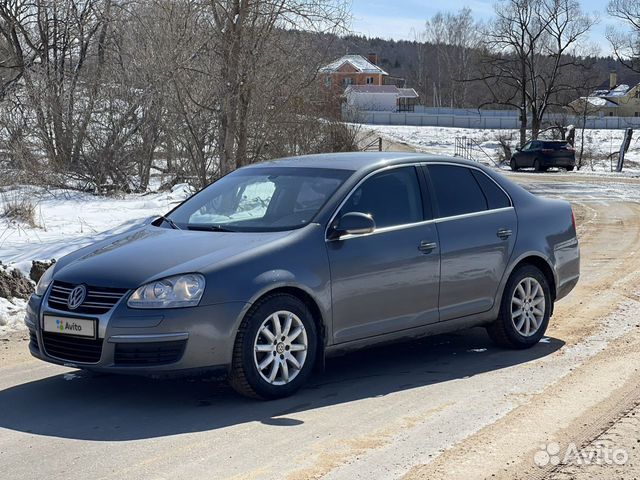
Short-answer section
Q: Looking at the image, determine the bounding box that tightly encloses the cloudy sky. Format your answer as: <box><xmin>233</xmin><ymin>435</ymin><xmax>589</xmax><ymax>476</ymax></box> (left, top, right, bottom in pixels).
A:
<box><xmin>350</xmin><ymin>0</ymin><xmax>619</xmax><ymax>55</ymax></box>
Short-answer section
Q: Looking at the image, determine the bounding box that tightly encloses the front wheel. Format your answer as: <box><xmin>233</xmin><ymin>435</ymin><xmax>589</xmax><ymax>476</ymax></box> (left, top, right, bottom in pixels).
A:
<box><xmin>229</xmin><ymin>293</ymin><xmax>317</xmax><ymax>399</ymax></box>
<box><xmin>566</xmin><ymin>166</ymin><xmax>575</xmax><ymax>172</ymax></box>
<box><xmin>533</xmin><ymin>159</ymin><xmax>542</xmax><ymax>172</ymax></box>
<box><xmin>487</xmin><ymin>265</ymin><xmax>552</xmax><ymax>349</ymax></box>
<box><xmin>510</xmin><ymin>158</ymin><xmax>518</xmax><ymax>171</ymax></box>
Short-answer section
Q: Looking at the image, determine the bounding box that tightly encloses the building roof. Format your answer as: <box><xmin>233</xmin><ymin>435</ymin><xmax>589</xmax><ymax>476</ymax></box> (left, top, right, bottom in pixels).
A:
<box><xmin>398</xmin><ymin>88</ymin><xmax>419</xmax><ymax>98</ymax></box>
<box><xmin>585</xmin><ymin>97</ymin><xmax>619</xmax><ymax>107</ymax></box>
<box><xmin>588</xmin><ymin>83</ymin><xmax>634</xmax><ymax>100</ymax></box>
<box><xmin>606</xmin><ymin>84</ymin><xmax>630</xmax><ymax>97</ymax></box>
<box><xmin>344</xmin><ymin>85</ymin><xmax>420</xmax><ymax>98</ymax></box>
<box><xmin>319</xmin><ymin>55</ymin><xmax>388</xmax><ymax>75</ymax></box>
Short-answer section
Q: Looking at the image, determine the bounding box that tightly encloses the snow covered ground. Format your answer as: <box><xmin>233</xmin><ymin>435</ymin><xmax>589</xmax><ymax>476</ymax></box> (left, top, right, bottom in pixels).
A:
<box><xmin>367</xmin><ymin>125</ymin><xmax>640</xmax><ymax>175</ymax></box>
<box><xmin>0</xmin><ymin>297</ymin><xmax>27</xmax><ymax>336</ymax></box>
<box><xmin>0</xmin><ymin>183</ymin><xmax>194</xmax><ymax>335</ymax></box>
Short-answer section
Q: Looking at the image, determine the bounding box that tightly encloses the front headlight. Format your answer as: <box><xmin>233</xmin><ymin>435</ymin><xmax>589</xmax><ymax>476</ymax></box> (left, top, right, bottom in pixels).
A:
<box><xmin>35</xmin><ymin>264</ymin><xmax>55</xmax><ymax>296</ymax></box>
<box><xmin>127</xmin><ymin>273</ymin><xmax>205</xmax><ymax>309</ymax></box>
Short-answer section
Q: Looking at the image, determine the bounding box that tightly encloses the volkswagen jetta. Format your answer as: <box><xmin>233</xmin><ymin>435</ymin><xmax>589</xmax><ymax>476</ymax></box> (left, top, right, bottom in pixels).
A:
<box><xmin>25</xmin><ymin>153</ymin><xmax>580</xmax><ymax>399</ymax></box>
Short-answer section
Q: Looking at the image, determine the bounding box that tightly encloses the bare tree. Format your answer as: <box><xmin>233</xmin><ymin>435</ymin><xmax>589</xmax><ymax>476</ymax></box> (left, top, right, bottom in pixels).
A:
<box><xmin>207</xmin><ymin>0</ymin><xmax>349</xmax><ymax>175</ymax></box>
<box><xmin>0</xmin><ymin>0</ymin><xmax>354</xmax><ymax>192</ymax></box>
<box><xmin>411</xmin><ymin>8</ymin><xmax>481</xmax><ymax>108</ymax></box>
<box><xmin>0</xmin><ymin>0</ymin><xmax>120</xmax><ymax>185</ymax></box>
<box><xmin>480</xmin><ymin>0</ymin><xmax>596</xmax><ymax>146</ymax></box>
<box><xmin>608</xmin><ymin>0</ymin><xmax>640</xmax><ymax>72</ymax></box>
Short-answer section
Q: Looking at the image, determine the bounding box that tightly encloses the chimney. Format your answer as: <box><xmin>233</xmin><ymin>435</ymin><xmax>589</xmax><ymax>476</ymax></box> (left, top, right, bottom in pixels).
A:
<box><xmin>610</xmin><ymin>71</ymin><xmax>618</xmax><ymax>90</ymax></box>
<box><xmin>367</xmin><ymin>53</ymin><xmax>379</xmax><ymax>65</ymax></box>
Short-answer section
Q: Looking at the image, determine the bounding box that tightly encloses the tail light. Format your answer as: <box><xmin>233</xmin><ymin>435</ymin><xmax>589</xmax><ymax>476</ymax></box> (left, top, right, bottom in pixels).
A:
<box><xmin>571</xmin><ymin>209</ymin><xmax>576</xmax><ymax>231</ymax></box>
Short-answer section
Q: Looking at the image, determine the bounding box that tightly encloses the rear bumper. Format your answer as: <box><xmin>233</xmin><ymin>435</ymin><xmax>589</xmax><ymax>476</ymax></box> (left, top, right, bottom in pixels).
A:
<box><xmin>26</xmin><ymin>293</ymin><xmax>250</xmax><ymax>376</ymax></box>
<box><xmin>541</xmin><ymin>156</ymin><xmax>575</xmax><ymax>168</ymax></box>
<box><xmin>554</xmin><ymin>237</ymin><xmax>580</xmax><ymax>301</ymax></box>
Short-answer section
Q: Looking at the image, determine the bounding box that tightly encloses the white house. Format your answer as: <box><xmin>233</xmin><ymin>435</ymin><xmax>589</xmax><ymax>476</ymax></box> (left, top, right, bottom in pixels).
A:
<box><xmin>344</xmin><ymin>85</ymin><xmax>419</xmax><ymax>112</ymax></box>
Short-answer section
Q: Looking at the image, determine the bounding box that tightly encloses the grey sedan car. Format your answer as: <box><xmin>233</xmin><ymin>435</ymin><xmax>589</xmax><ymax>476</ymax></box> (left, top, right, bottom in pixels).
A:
<box><xmin>26</xmin><ymin>153</ymin><xmax>580</xmax><ymax>399</ymax></box>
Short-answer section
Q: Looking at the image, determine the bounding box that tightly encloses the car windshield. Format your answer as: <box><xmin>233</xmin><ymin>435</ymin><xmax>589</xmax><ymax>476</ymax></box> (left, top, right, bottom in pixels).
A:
<box><xmin>166</xmin><ymin>167</ymin><xmax>352</xmax><ymax>232</ymax></box>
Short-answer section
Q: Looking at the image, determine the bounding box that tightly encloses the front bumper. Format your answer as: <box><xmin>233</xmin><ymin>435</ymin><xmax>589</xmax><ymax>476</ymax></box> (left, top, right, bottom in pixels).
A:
<box><xmin>25</xmin><ymin>293</ymin><xmax>250</xmax><ymax>376</ymax></box>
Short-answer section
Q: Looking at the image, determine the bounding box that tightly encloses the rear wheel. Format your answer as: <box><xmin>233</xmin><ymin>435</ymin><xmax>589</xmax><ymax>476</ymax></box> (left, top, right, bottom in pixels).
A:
<box><xmin>487</xmin><ymin>265</ymin><xmax>551</xmax><ymax>349</ymax></box>
<box><xmin>229</xmin><ymin>293</ymin><xmax>317</xmax><ymax>399</ymax></box>
<box><xmin>510</xmin><ymin>158</ymin><xmax>518</xmax><ymax>171</ymax></box>
<box><xmin>566</xmin><ymin>166</ymin><xmax>575</xmax><ymax>172</ymax></box>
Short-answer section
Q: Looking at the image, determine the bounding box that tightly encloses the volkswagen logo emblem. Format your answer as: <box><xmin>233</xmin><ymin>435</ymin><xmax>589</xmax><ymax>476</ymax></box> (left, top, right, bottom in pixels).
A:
<box><xmin>67</xmin><ymin>285</ymin><xmax>87</xmax><ymax>310</ymax></box>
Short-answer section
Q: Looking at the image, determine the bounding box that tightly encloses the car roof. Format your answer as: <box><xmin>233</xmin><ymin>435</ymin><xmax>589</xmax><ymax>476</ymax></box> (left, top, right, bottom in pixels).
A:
<box><xmin>244</xmin><ymin>152</ymin><xmax>485</xmax><ymax>174</ymax></box>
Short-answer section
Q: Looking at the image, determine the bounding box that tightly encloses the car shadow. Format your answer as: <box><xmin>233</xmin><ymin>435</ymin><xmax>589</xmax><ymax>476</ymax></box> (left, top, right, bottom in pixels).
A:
<box><xmin>0</xmin><ymin>327</ymin><xmax>564</xmax><ymax>441</ymax></box>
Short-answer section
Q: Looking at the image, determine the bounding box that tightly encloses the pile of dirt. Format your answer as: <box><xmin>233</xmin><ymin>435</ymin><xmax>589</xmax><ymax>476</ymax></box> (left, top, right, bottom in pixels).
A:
<box><xmin>0</xmin><ymin>265</ymin><xmax>33</xmax><ymax>300</ymax></box>
<box><xmin>29</xmin><ymin>260</ymin><xmax>55</xmax><ymax>283</ymax></box>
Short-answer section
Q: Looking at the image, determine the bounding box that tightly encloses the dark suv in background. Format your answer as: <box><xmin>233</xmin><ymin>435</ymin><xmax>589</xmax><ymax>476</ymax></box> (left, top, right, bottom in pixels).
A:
<box><xmin>510</xmin><ymin>140</ymin><xmax>576</xmax><ymax>172</ymax></box>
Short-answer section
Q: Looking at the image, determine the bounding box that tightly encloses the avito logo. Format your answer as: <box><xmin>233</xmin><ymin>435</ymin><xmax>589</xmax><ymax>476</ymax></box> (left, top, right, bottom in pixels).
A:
<box><xmin>55</xmin><ymin>319</ymin><xmax>82</xmax><ymax>333</ymax></box>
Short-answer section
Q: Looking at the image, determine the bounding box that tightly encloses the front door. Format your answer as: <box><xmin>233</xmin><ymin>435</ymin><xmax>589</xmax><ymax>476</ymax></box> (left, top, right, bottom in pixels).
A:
<box><xmin>326</xmin><ymin>166</ymin><xmax>440</xmax><ymax>344</ymax></box>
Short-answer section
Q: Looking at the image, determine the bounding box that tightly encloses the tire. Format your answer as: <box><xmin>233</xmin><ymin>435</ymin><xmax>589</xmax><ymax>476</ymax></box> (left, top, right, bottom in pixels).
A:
<box><xmin>486</xmin><ymin>265</ymin><xmax>552</xmax><ymax>349</ymax></box>
<box><xmin>510</xmin><ymin>158</ymin><xmax>518</xmax><ymax>171</ymax></box>
<box><xmin>229</xmin><ymin>293</ymin><xmax>317</xmax><ymax>399</ymax></box>
<box><xmin>566</xmin><ymin>166</ymin><xmax>574</xmax><ymax>172</ymax></box>
<box><xmin>533</xmin><ymin>159</ymin><xmax>542</xmax><ymax>172</ymax></box>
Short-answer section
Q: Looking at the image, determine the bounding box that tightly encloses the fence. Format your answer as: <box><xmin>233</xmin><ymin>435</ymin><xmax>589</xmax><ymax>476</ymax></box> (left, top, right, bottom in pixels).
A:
<box><xmin>454</xmin><ymin>137</ymin><xmax>501</xmax><ymax>167</ymax></box>
<box><xmin>345</xmin><ymin>107</ymin><xmax>640</xmax><ymax>130</ymax></box>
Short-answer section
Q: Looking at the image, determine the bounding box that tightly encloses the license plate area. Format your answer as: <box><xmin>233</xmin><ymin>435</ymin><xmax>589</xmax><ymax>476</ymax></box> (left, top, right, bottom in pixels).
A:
<box><xmin>43</xmin><ymin>315</ymin><xmax>97</xmax><ymax>339</ymax></box>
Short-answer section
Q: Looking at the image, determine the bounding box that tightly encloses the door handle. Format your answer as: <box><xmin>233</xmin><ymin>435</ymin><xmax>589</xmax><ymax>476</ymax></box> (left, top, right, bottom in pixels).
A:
<box><xmin>497</xmin><ymin>228</ymin><xmax>513</xmax><ymax>240</ymax></box>
<box><xmin>418</xmin><ymin>241</ymin><xmax>437</xmax><ymax>253</ymax></box>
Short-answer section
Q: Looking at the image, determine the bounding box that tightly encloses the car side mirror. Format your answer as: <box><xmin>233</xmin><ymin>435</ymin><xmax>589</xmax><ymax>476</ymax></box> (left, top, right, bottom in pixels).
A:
<box><xmin>330</xmin><ymin>212</ymin><xmax>375</xmax><ymax>239</ymax></box>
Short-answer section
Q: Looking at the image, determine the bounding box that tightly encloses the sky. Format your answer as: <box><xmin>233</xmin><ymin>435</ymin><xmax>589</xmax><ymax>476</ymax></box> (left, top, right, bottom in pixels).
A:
<box><xmin>350</xmin><ymin>0</ymin><xmax>619</xmax><ymax>56</ymax></box>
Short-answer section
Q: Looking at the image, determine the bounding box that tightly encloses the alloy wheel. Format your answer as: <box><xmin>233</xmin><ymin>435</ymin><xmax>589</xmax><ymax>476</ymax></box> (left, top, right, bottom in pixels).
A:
<box><xmin>253</xmin><ymin>310</ymin><xmax>308</xmax><ymax>386</ymax></box>
<box><xmin>511</xmin><ymin>277</ymin><xmax>546</xmax><ymax>337</ymax></box>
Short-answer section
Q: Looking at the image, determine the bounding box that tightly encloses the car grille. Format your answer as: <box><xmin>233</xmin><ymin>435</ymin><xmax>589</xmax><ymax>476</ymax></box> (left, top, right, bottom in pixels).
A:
<box><xmin>114</xmin><ymin>340</ymin><xmax>186</xmax><ymax>366</ymax></box>
<box><xmin>48</xmin><ymin>281</ymin><xmax>128</xmax><ymax>315</ymax></box>
<box><xmin>42</xmin><ymin>331</ymin><xmax>103</xmax><ymax>363</ymax></box>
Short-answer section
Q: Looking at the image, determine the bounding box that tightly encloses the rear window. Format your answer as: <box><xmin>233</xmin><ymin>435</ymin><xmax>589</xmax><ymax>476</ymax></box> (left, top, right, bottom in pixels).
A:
<box><xmin>428</xmin><ymin>165</ymin><xmax>487</xmax><ymax>217</ymax></box>
<box><xmin>471</xmin><ymin>170</ymin><xmax>511</xmax><ymax>210</ymax></box>
<box><xmin>543</xmin><ymin>142</ymin><xmax>570</xmax><ymax>149</ymax></box>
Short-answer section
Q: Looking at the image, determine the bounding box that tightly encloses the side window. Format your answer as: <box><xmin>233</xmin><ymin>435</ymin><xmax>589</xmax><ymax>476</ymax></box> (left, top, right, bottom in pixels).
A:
<box><xmin>339</xmin><ymin>167</ymin><xmax>423</xmax><ymax>229</ymax></box>
<box><xmin>427</xmin><ymin>165</ymin><xmax>487</xmax><ymax>218</ymax></box>
<box><xmin>522</xmin><ymin>142</ymin><xmax>532</xmax><ymax>151</ymax></box>
<box><xmin>471</xmin><ymin>170</ymin><xmax>511</xmax><ymax>210</ymax></box>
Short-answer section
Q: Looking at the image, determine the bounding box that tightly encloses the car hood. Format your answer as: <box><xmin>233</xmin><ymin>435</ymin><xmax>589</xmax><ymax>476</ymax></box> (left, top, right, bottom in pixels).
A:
<box><xmin>53</xmin><ymin>225</ymin><xmax>292</xmax><ymax>289</ymax></box>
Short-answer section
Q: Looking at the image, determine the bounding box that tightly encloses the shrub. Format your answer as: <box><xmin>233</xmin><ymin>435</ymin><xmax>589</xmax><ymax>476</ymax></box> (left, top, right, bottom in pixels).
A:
<box><xmin>1</xmin><ymin>190</ymin><xmax>37</xmax><ymax>227</ymax></box>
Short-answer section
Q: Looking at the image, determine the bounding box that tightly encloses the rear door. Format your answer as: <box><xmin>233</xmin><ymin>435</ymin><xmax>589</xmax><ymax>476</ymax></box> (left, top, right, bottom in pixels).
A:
<box><xmin>424</xmin><ymin>164</ymin><xmax>517</xmax><ymax>321</ymax></box>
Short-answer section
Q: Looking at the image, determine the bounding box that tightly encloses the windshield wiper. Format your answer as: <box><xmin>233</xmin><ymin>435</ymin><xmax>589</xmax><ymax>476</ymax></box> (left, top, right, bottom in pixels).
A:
<box><xmin>187</xmin><ymin>224</ymin><xmax>237</xmax><ymax>232</ymax></box>
<box><xmin>157</xmin><ymin>215</ymin><xmax>181</xmax><ymax>230</ymax></box>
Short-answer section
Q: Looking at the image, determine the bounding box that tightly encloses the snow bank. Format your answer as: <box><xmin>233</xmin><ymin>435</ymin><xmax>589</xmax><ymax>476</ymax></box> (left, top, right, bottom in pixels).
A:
<box><xmin>0</xmin><ymin>184</ymin><xmax>194</xmax><ymax>277</ymax></box>
<box><xmin>0</xmin><ymin>297</ymin><xmax>27</xmax><ymax>336</ymax></box>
